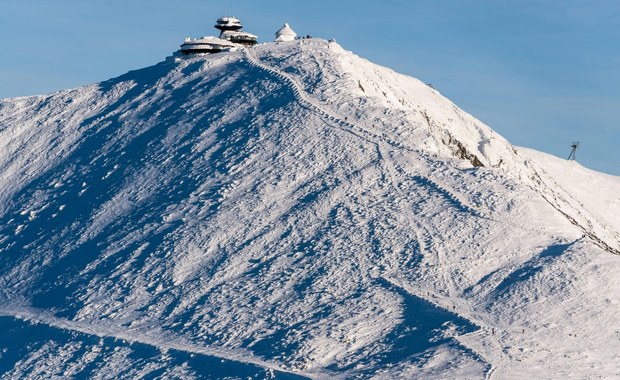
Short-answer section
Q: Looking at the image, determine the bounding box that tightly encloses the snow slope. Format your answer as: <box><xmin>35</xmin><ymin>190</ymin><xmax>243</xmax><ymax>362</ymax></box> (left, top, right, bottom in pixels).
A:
<box><xmin>0</xmin><ymin>39</ymin><xmax>618</xmax><ymax>379</ymax></box>
<box><xmin>519</xmin><ymin>147</ymin><xmax>620</xmax><ymax>236</ymax></box>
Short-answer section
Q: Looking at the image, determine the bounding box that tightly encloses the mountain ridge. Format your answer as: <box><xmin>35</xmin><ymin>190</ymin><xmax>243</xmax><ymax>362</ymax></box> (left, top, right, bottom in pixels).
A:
<box><xmin>0</xmin><ymin>39</ymin><xmax>618</xmax><ymax>378</ymax></box>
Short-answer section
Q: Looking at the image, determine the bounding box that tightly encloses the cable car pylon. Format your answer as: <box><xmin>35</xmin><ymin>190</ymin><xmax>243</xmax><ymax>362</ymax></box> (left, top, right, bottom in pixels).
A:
<box><xmin>567</xmin><ymin>142</ymin><xmax>579</xmax><ymax>160</ymax></box>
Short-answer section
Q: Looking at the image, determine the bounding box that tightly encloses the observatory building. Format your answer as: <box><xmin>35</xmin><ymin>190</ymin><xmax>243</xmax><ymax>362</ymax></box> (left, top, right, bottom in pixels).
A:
<box><xmin>179</xmin><ymin>16</ymin><xmax>258</xmax><ymax>55</ymax></box>
<box><xmin>179</xmin><ymin>36</ymin><xmax>236</xmax><ymax>55</ymax></box>
<box><xmin>215</xmin><ymin>16</ymin><xmax>258</xmax><ymax>46</ymax></box>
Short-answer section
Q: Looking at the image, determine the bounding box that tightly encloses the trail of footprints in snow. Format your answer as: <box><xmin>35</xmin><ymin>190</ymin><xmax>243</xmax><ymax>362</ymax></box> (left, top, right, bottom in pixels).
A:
<box><xmin>244</xmin><ymin>49</ymin><xmax>485</xmax><ymax>227</ymax></box>
<box><xmin>243</xmin><ymin>50</ymin><xmax>404</xmax><ymax>151</ymax></box>
<box><xmin>248</xmin><ymin>48</ymin><xmax>484</xmax><ymax>325</ymax></box>
<box><xmin>246</xmin><ymin>47</ymin><xmax>474</xmax><ymax>319</ymax></box>
<box><xmin>249</xmin><ymin>52</ymin><xmax>551</xmax><ymax>244</ymax></box>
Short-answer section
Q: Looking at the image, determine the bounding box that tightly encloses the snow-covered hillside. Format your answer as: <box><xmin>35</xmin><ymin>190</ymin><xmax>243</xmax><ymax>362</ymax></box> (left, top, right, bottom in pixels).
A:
<box><xmin>0</xmin><ymin>39</ymin><xmax>618</xmax><ymax>379</ymax></box>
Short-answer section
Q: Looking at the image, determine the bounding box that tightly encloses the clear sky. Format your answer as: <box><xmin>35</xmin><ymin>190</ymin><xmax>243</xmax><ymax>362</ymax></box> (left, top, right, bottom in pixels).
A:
<box><xmin>1</xmin><ymin>0</ymin><xmax>618</xmax><ymax>175</ymax></box>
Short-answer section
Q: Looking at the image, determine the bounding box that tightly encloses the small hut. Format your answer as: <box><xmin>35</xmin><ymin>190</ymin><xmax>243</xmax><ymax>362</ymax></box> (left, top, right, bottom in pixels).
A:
<box><xmin>275</xmin><ymin>23</ymin><xmax>297</xmax><ymax>42</ymax></box>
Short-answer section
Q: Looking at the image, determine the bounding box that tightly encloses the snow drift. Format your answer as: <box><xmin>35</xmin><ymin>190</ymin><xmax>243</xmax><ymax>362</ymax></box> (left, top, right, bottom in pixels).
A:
<box><xmin>0</xmin><ymin>39</ymin><xmax>618</xmax><ymax>379</ymax></box>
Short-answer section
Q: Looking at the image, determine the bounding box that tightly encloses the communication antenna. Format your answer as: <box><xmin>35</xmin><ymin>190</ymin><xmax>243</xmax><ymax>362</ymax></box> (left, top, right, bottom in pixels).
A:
<box><xmin>567</xmin><ymin>142</ymin><xmax>579</xmax><ymax>160</ymax></box>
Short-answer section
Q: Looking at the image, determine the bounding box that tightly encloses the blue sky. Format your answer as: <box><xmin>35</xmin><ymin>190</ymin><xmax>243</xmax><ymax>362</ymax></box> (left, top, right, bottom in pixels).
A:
<box><xmin>1</xmin><ymin>0</ymin><xmax>618</xmax><ymax>175</ymax></box>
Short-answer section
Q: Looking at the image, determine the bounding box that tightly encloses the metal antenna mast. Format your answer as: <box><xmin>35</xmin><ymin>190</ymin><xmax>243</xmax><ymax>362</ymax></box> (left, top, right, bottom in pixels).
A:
<box><xmin>567</xmin><ymin>142</ymin><xmax>579</xmax><ymax>160</ymax></box>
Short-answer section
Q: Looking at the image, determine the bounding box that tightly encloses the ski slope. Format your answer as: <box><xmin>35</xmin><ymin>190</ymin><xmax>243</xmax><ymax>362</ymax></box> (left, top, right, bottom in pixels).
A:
<box><xmin>0</xmin><ymin>39</ymin><xmax>618</xmax><ymax>379</ymax></box>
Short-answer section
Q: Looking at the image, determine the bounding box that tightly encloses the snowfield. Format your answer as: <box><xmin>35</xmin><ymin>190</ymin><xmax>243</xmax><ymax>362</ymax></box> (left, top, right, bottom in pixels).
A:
<box><xmin>0</xmin><ymin>39</ymin><xmax>618</xmax><ymax>379</ymax></box>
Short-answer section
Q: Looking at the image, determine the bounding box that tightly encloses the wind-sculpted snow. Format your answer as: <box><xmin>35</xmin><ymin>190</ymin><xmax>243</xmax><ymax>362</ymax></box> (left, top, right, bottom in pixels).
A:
<box><xmin>0</xmin><ymin>40</ymin><xmax>619</xmax><ymax>379</ymax></box>
<box><xmin>0</xmin><ymin>313</ymin><xmax>304</xmax><ymax>379</ymax></box>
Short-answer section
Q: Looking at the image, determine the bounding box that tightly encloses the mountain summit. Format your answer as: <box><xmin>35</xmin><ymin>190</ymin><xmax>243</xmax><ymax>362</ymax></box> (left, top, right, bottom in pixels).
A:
<box><xmin>0</xmin><ymin>39</ymin><xmax>619</xmax><ymax>379</ymax></box>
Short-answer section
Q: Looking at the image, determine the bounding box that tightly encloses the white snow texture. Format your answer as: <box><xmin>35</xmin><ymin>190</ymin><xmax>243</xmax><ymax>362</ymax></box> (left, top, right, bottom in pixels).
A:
<box><xmin>0</xmin><ymin>39</ymin><xmax>618</xmax><ymax>379</ymax></box>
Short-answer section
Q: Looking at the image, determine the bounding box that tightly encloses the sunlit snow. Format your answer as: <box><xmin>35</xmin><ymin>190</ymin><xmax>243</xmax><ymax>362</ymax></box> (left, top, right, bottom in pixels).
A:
<box><xmin>0</xmin><ymin>39</ymin><xmax>618</xmax><ymax>379</ymax></box>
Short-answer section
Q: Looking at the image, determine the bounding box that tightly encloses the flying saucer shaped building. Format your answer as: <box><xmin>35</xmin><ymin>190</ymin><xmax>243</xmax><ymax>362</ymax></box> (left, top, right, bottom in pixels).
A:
<box><xmin>214</xmin><ymin>17</ymin><xmax>243</xmax><ymax>32</ymax></box>
<box><xmin>215</xmin><ymin>16</ymin><xmax>258</xmax><ymax>46</ymax></box>
<box><xmin>176</xmin><ymin>16</ymin><xmax>258</xmax><ymax>57</ymax></box>
<box><xmin>179</xmin><ymin>36</ymin><xmax>236</xmax><ymax>55</ymax></box>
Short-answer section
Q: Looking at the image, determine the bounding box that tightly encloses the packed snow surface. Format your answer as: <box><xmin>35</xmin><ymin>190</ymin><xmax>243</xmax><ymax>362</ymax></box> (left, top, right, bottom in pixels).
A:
<box><xmin>0</xmin><ymin>39</ymin><xmax>618</xmax><ymax>379</ymax></box>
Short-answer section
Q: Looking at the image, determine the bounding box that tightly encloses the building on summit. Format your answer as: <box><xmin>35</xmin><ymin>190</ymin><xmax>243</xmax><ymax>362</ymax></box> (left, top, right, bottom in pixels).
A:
<box><xmin>179</xmin><ymin>36</ymin><xmax>236</xmax><ymax>55</ymax></box>
<box><xmin>177</xmin><ymin>17</ymin><xmax>301</xmax><ymax>57</ymax></box>
<box><xmin>179</xmin><ymin>16</ymin><xmax>258</xmax><ymax>56</ymax></box>
<box><xmin>275</xmin><ymin>23</ymin><xmax>297</xmax><ymax>42</ymax></box>
<box><xmin>215</xmin><ymin>17</ymin><xmax>258</xmax><ymax>47</ymax></box>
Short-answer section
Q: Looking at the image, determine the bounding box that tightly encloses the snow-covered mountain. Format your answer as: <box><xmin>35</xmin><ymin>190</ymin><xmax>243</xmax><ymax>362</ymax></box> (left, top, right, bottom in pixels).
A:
<box><xmin>0</xmin><ymin>39</ymin><xmax>618</xmax><ymax>379</ymax></box>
